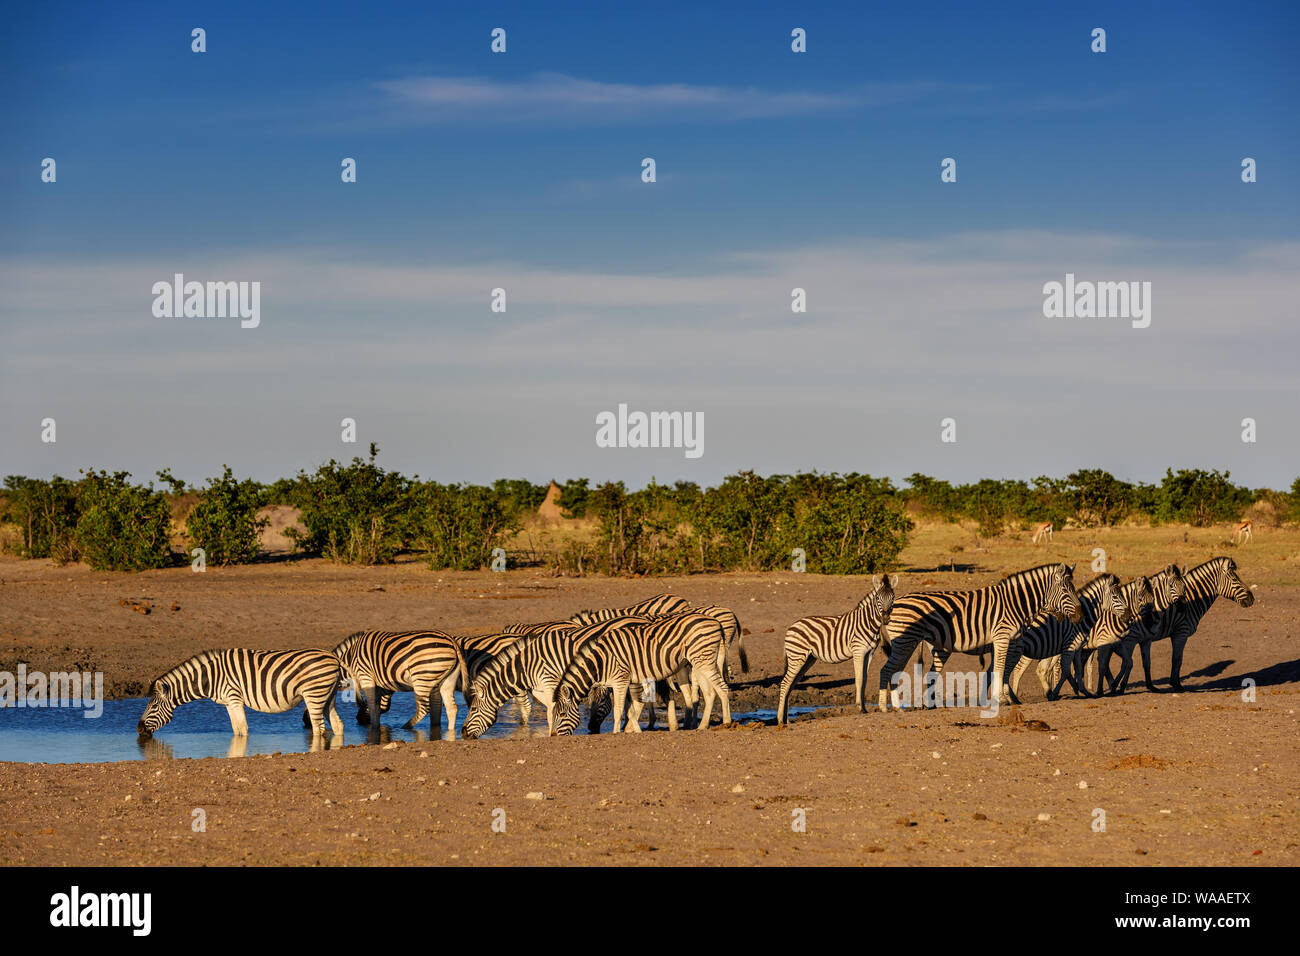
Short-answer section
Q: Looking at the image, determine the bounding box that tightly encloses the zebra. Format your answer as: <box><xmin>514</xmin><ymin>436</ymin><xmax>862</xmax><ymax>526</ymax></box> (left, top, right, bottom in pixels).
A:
<box><xmin>567</xmin><ymin>593</ymin><xmax>691</xmax><ymax>625</ymax></box>
<box><xmin>550</xmin><ymin>613</ymin><xmax>731</xmax><ymax>735</ymax></box>
<box><xmin>587</xmin><ymin>602</ymin><xmax>745</xmax><ymax>732</ymax></box>
<box><xmin>690</xmin><ymin>603</ymin><xmax>748</xmax><ymax>681</ymax></box>
<box><xmin>877</xmin><ymin>563</ymin><xmax>1083</xmax><ymax>711</ymax></box>
<box><xmin>331</xmin><ymin>629</ymin><xmax>468</xmax><ymax>736</ymax></box>
<box><xmin>777</xmin><ymin>574</ymin><xmax>898</xmax><ymax>724</ymax></box>
<box><xmin>138</xmin><ymin>648</ymin><xmax>344</xmax><ymax>738</ymax></box>
<box><xmin>335</xmin><ymin>631</ymin><xmax>538</xmax><ymax>737</ymax></box>
<box><xmin>1100</xmin><ymin>557</ymin><xmax>1254</xmax><ymax>694</ymax></box>
<box><xmin>1001</xmin><ymin>574</ymin><xmax>1152</xmax><ymax>701</ymax></box>
<box><xmin>1088</xmin><ymin>564</ymin><xmax>1185</xmax><ymax>695</ymax></box>
<box><xmin>460</xmin><ymin>616</ymin><xmax>652</xmax><ymax>739</ymax></box>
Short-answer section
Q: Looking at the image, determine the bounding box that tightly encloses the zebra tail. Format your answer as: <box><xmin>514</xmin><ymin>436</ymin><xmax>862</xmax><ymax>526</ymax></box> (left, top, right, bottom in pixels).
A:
<box><xmin>737</xmin><ymin>633</ymin><xmax>749</xmax><ymax>673</ymax></box>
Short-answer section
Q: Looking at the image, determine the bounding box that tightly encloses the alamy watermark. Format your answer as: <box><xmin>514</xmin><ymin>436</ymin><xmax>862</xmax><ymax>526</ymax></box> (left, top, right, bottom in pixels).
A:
<box><xmin>152</xmin><ymin>273</ymin><xmax>260</xmax><ymax>328</ymax></box>
<box><xmin>1042</xmin><ymin>273</ymin><xmax>1150</xmax><ymax>329</ymax></box>
<box><xmin>1</xmin><ymin>666</ymin><xmax>104</xmax><ymax>718</ymax></box>
<box><xmin>595</xmin><ymin>403</ymin><xmax>703</xmax><ymax>459</ymax></box>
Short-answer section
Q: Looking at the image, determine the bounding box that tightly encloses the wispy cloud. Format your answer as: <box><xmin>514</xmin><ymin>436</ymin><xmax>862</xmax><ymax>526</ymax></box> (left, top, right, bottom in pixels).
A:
<box><xmin>371</xmin><ymin>72</ymin><xmax>977</xmax><ymax>124</ymax></box>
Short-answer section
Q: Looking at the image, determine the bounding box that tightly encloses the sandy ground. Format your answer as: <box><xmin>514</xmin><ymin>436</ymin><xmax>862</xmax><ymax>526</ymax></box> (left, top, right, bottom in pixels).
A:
<box><xmin>1</xmin><ymin>525</ymin><xmax>1298</xmax><ymax>865</ymax></box>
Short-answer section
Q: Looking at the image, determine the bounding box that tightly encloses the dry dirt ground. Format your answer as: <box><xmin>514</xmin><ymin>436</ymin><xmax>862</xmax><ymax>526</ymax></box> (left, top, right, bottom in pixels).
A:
<box><xmin>1</xmin><ymin>523</ymin><xmax>1298</xmax><ymax>865</ymax></box>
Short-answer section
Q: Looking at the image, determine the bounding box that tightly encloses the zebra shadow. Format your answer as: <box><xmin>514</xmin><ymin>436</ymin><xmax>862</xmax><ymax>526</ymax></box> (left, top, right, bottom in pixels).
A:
<box><xmin>1195</xmin><ymin>658</ymin><xmax>1300</xmax><ymax>692</ymax></box>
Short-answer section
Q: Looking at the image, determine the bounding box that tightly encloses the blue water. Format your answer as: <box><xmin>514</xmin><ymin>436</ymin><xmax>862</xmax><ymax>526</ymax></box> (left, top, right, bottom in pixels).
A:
<box><xmin>0</xmin><ymin>695</ymin><xmax>808</xmax><ymax>763</ymax></box>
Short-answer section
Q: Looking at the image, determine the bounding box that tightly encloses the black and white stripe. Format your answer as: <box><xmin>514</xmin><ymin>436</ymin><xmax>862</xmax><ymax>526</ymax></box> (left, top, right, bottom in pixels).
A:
<box><xmin>1088</xmin><ymin>564</ymin><xmax>1185</xmax><ymax>695</ymax></box>
<box><xmin>1003</xmin><ymin>573</ymin><xmax>1152</xmax><ymax>700</ymax></box>
<box><xmin>878</xmin><ymin>563</ymin><xmax>1083</xmax><ymax>710</ymax></box>
<box><xmin>331</xmin><ymin>629</ymin><xmax>468</xmax><ymax>735</ymax></box>
<box><xmin>550</xmin><ymin>613</ymin><xmax>730</xmax><ymax>734</ymax></box>
<box><xmin>138</xmin><ymin>648</ymin><xmax>344</xmax><ymax>738</ymax></box>
<box><xmin>777</xmin><ymin>575</ymin><xmax>897</xmax><ymax>724</ymax></box>
<box><xmin>460</xmin><ymin>616</ymin><xmax>650</xmax><ymax>738</ymax></box>
<box><xmin>1099</xmin><ymin>557</ymin><xmax>1254</xmax><ymax>694</ymax></box>
<box><xmin>567</xmin><ymin>593</ymin><xmax>690</xmax><ymax>625</ymax></box>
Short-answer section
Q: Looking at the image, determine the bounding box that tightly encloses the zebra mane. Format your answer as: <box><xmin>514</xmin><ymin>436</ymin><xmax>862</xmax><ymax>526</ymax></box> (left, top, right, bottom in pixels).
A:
<box><xmin>150</xmin><ymin>648</ymin><xmax>227</xmax><ymax>692</ymax></box>
<box><xmin>998</xmin><ymin>563</ymin><xmax>1067</xmax><ymax>588</ymax></box>
<box><xmin>470</xmin><ymin>632</ymin><xmax>534</xmax><ymax>689</ymax></box>
<box><xmin>331</xmin><ymin>630</ymin><xmax>369</xmax><ymax>659</ymax></box>
<box><xmin>1181</xmin><ymin>556</ymin><xmax>1232</xmax><ymax>598</ymax></box>
<box><xmin>1079</xmin><ymin>573</ymin><xmax>1117</xmax><ymax>596</ymax></box>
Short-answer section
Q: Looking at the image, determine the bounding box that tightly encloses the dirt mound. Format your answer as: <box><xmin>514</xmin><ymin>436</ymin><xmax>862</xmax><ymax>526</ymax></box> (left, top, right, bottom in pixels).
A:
<box><xmin>1111</xmin><ymin>753</ymin><xmax>1169</xmax><ymax>770</ymax></box>
<box><xmin>536</xmin><ymin>482</ymin><xmax>566</xmax><ymax>525</ymax></box>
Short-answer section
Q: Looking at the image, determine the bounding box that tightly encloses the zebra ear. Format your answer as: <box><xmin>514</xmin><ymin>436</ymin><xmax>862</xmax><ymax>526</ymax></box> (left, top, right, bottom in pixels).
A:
<box><xmin>889</xmin><ymin>574</ymin><xmax>899</xmax><ymax>589</ymax></box>
<box><xmin>872</xmin><ymin>574</ymin><xmax>882</xmax><ymax>588</ymax></box>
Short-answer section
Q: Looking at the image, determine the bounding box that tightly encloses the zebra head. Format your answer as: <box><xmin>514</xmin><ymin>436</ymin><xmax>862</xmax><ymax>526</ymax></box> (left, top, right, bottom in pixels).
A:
<box><xmin>1126</xmin><ymin>575</ymin><xmax>1155</xmax><ymax>619</ymax></box>
<box><xmin>137</xmin><ymin>676</ymin><xmax>181</xmax><ymax>737</ymax></box>
<box><xmin>1151</xmin><ymin>564</ymin><xmax>1186</xmax><ymax>613</ymax></box>
<box><xmin>460</xmin><ymin>680</ymin><xmax>497</xmax><ymax>740</ymax></box>
<box><xmin>1216</xmin><ymin>557</ymin><xmax>1255</xmax><ymax>607</ymax></box>
<box><xmin>866</xmin><ymin>572</ymin><xmax>897</xmax><ymax>638</ymax></box>
<box><xmin>551</xmin><ymin>685</ymin><xmax>583</xmax><ymax>736</ymax></box>
<box><xmin>1046</xmin><ymin>563</ymin><xmax>1083</xmax><ymax>624</ymax></box>
<box><xmin>1097</xmin><ymin>574</ymin><xmax>1131</xmax><ymax>625</ymax></box>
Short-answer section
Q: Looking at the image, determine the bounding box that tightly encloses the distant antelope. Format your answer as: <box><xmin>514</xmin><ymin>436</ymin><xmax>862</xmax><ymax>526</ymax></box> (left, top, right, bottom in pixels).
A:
<box><xmin>1032</xmin><ymin>522</ymin><xmax>1054</xmax><ymax>544</ymax></box>
<box><xmin>1233</xmin><ymin>520</ymin><xmax>1252</xmax><ymax>545</ymax></box>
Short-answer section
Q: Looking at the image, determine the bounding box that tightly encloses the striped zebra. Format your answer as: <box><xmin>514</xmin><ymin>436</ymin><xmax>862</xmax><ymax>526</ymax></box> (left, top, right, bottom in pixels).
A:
<box><xmin>334</xmin><ymin>631</ymin><xmax>537</xmax><ymax>737</ymax></box>
<box><xmin>460</xmin><ymin>616</ymin><xmax>652</xmax><ymax>739</ymax></box>
<box><xmin>1001</xmin><ymin>573</ymin><xmax>1151</xmax><ymax>701</ymax></box>
<box><xmin>567</xmin><ymin>593</ymin><xmax>690</xmax><ymax>625</ymax></box>
<box><xmin>691</xmin><ymin>603</ymin><xmax>748</xmax><ymax>681</ymax></box>
<box><xmin>332</xmin><ymin>629</ymin><xmax>468</xmax><ymax>735</ymax></box>
<box><xmin>877</xmin><ymin>563</ymin><xmax>1083</xmax><ymax>711</ymax></box>
<box><xmin>588</xmin><ymin>603</ymin><xmax>744</xmax><ymax>732</ymax></box>
<box><xmin>138</xmin><ymin>648</ymin><xmax>344</xmax><ymax>738</ymax></box>
<box><xmin>550</xmin><ymin>613</ymin><xmax>730</xmax><ymax>734</ymax></box>
<box><xmin>1088</xmin><ymin>564</ymin><xmax>1185</xmax><ymax>695</ymax></box>
<box><xmin>1100</xmin><ymin>557</ymin><xmax>1254</xmax><ymax>694</ymax></box>
<box><xmin>777</xmin><ymin>574</ymin><xmax>898</xmax><ymax>724</ymax></box>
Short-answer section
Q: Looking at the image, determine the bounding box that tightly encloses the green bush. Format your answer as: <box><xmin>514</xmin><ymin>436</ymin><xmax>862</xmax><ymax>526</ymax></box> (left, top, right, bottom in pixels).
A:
<box><xmin>2</xmin><ymin>475</ymin><xmax>82</xmax><ymax>562</ymax></box>
<box><xmin>417</xmin><ymin>482</ymin><xmax>516</xmax><ymax>570</ymax></box>
<box><xmin>181</xmin><ymin>466</ymin><xmax>269</xmax><ymax>566</ymax></box>
<box><xmin>287</xmin><ymin>444</ymin><xmax>414</xmax><ymax>564</ymax></box>
<box><xmin>1157</xmin><ymin>469</ymin><xmax>1253</xmax><ymax>527</ymax></box>
<box><xmin>75</xmin><ymin>470</ymin><xmax>174</xmax><ymax>571</ymax></box>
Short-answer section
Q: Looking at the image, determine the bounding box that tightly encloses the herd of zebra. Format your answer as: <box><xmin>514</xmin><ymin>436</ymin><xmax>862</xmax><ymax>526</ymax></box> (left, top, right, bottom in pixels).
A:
<box><xmin>135</xmin><ymin>556</ymin><xmax>1256</xmax><ymax>742</ymax></box>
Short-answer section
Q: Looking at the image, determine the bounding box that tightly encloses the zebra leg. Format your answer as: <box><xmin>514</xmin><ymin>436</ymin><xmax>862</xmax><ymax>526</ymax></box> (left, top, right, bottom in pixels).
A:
<box><xmin>878</xmin><ymin>638</ymin><xmax>913</xmax><ymax>712</ymax></box>
<box><xmin>439</xmin><ymin>672</ymin><xmax>459</xmax><ymax>740</ymax></box>
<box><xmin>625</xmin><ymin>690</ymin><xmax>645</xmax><ymax>733</ymax></box>
<box><xmin>696</xmin><ymin>672</ymin><xmax>717</xmax><ymax>729</ymax></box>
<box><xmin>611</xmin><ymin>684</ymin><xmax>627</xmax><ymax>733</ymax></box>
<box><xmin>990</xmin><ymin>638</ymin><xmax>1013</xmax><ymax>705</ymax></box>
<box><xmin>928</xmin><ymin>647</ymin><xmax>952</xmax><ymax>707</ymax></box>
<box><xmin>707</xmin><ymin>665</ymin><xmax>732</xmax><ymax>726</ymax></box>
<box><xmin>1010</xmin><ymin>654</ymin><xmax>1033</xmax><ymax>701</ymax></box>
<box><xmin>303</xmin><ymin>695</ymin><xmax>328</xmax><ymax>737</ymax></box>
<box><xmin>1139</xmin><ymin>640</ymin><xmax>1165</xmax><ymax>693</ymax></box>
<box><xmin>1035</xmin><ymin>658</ymin><xmax>1055</xmax><ymax>698</ymax></box>
<box><xmin>853</xmin><ymin>647</ymin><xmax>869</xmax><ymax>712</ymax></box>
<box><xmin>777</xmin><ymin>651</ymin><xmax>813</xmax><ymax>725</ymax></box>
<box><xmin>1111</xmin><ymin>643</ymin><xmax>1137</xmax><ymax>696</ymax></box>
<box><xmin>517</xmin><ymin>695</ymin><xmax>533</xmax><ymax>726</ymax></box>
<box><xmin>1168</xmin><ymin>634</ymin><xmax>1188</xmax><ymax>692</ymax></box>
<box><xmin>225</xmin><ymin>701</ymin><xmax>249</xmax><ymax>737</ymax></box>
<box><xmin>327</xmin><ymin>701</ymin><xmax>344</xmax><ymax>738</ymax></box>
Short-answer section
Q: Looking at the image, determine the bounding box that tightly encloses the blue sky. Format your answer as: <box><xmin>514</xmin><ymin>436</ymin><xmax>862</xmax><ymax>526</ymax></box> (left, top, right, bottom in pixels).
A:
<box><xmin>2</xmin><ymin>1</ymin><xmax>1298</xmax><ymax>489</ymax></box>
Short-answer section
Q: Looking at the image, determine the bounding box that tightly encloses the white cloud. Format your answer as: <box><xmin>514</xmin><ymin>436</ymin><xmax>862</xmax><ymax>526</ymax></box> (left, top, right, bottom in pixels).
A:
<box><xmin>2</xmin><ymin>232</ymin><xmax>1297</xmax><ymax>486</ymax></box>
<box><xmin>371</xmin><ymin>72</ymin><xmax>972</xmax><ymax>123</ymax></box>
